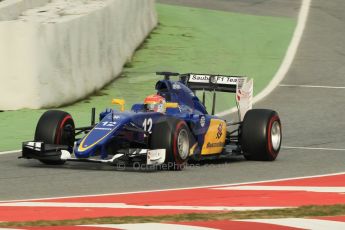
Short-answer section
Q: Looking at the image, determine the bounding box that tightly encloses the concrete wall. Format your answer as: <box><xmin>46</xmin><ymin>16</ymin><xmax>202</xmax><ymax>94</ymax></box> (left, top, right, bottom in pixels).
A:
<box><xmin>0</xmin><ymin>0</ymin><xmax>157</xmax><ymax>110</ymax></box>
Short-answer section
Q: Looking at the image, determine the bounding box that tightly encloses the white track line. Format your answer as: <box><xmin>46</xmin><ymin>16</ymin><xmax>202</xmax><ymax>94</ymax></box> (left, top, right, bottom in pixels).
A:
<box><xmin>282</xmin><ymin>146</ymin><xmax>345</xmax><ymax>151</ymax></box>
<box><xmin>214</xmin><ymin>186</ymin><xmax>345</xmax><ymax>193</ymax></box>
<box><xmin>0</xmin><ymin>202</ymin><xmax>288</xmax><ymax>212</ymax></box>
<box><xmin>0</xmin><ymin>150</ymin><xmax>20</xmax><ymax>155</ymax></box>
<box><xmin>280</xmin><ymin>84</ymin><xmax>345</xmax><ymax>89</ymax></box>
<box><xmin>82</xmin><ymin>223</ymin><xmax>216</xmax><ymax>230</ymax></box>
<box><xmin>1</xmin><ymin>171</ymin><xmax>345</xmax><ymax>203</ymax></box>
<box><xmin>0</xmin><ymin>228</ymin><xmax>23</xmax><ymax>230</ymax></box>
<box><xmin>217</xmin><ymin>0</ymin><xmax>312</xmax><ymax>117</ymax></box>
<box><xmin>242</xmin><ymin>218</ymin><xmax>345</xmax><ymax>230</ymax></box>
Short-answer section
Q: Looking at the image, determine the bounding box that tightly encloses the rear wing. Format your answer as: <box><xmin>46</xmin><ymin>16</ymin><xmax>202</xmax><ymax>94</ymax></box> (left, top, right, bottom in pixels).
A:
<box><xmin>184</xmin><ymin>74</ymin><xmax>253</xmax><ymax>119</ymax></box>
<box><xmin>156</xmin><ymin>72</ymin><xmax>253</xmax><ymax>119</ymax></box>
<box><xmin>182</xmin><ymin>73</ymin><xmax>246</xmax><ymax>93</ymax></box>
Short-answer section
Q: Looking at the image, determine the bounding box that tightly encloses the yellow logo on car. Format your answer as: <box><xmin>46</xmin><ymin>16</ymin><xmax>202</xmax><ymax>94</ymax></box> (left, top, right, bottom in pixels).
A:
<box><xmin>201</xmin><ymin>119</ymin><xmax>226</xmax><ymax>155</ymax></box>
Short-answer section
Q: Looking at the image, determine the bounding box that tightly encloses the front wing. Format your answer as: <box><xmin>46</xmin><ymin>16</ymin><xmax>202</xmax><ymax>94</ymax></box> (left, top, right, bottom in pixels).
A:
<box><xmin>21</xmin><ymin>141</ymin><xmax>166</xmax><ymax>166</ymax></box>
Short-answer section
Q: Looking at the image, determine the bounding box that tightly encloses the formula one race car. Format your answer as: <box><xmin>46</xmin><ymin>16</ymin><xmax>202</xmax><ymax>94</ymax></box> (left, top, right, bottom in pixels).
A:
<box><xmin>21</xmin><ymin>72</ymin><xmax>282</xmax><ymax>170</ymax></box>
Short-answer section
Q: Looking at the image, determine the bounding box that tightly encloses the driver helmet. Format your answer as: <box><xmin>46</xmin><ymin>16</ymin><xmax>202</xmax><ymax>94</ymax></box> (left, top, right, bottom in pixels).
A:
<box><xmin>144</xmin><ymin>94</ymin><xmax>166</xmax><ymax>113</ymax></box>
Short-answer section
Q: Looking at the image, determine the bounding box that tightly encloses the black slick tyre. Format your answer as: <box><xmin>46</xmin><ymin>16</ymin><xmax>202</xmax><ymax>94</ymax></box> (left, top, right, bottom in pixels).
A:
<box><xmin>241</xmin><ymin>109</ymin><xmax>282</xmax><ymax>161</ymax></box>
<box><xmin>150</xmin><ymin>117</ymin><xmax>191</xmax><ymax>170</ymax></box>
<box><xmin>34</xmin><ymin>110</ymin><xmax>75</xmax><ymax>165</ymax></box>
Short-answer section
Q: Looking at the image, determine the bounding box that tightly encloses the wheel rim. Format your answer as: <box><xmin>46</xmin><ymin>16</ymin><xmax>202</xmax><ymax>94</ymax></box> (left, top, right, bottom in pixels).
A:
<box><xmin>177</xmin><ymin>129</ymin><xmax>189</xmax><ymax>160</ymax></box>
<box><xmin>271</xmin><ymin>121</ymin><xmax>281</xmax><ymax>151</ymax></box>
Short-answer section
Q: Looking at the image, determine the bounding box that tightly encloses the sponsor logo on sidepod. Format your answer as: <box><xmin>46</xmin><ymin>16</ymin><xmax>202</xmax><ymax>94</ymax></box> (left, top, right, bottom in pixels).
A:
<box><xmin>216</xmin><ymin>123</ymin><xmax>223</xmax><ymax>139</ymax></box>
<box><xmin>200</xmin><ymin>116</ymin><xmax>206</xmax><ymax>127</ymax></box>
<box><xmin>206</xmin><ymin>142</ymin><xmax>224</xmax><ymax>148</ymax></box>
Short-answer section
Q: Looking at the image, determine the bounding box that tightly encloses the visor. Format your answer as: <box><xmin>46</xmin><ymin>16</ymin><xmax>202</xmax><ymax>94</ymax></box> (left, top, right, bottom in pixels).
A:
<box><xmin>144</xmin><ymin>103</ymin><xmax>159</xmax><ymax>112</ymax></box>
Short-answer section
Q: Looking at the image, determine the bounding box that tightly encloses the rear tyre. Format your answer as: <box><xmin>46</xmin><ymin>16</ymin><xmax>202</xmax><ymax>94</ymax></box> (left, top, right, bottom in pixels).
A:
<box><xmin>35</xmin><ymin>110</ymin><xmax>75</xmax><ymax>165</ymax></box>
<box><xmin>150</xmin><ymin>117</ymin><xmax>191</xmax><ymax>170</ymax></box>
<box><xmin>241</xmin><ymin>109</ymin><xmax>282</xmax><ymax>161</ymax></box>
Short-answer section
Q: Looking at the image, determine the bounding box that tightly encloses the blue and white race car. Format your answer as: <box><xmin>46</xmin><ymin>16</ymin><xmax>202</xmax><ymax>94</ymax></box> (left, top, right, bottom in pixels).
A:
<box><xmin>21</xmin><ymin>72</ymin><xmax>282</xmax><ymax>170</ymax></box>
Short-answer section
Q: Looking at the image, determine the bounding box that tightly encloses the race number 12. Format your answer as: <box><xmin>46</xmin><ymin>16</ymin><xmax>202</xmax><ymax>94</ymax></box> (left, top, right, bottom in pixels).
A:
<box><xmin>143</xmin><ymin>118</ymin><xmax>153</xmax><ymax>134</ymax></box>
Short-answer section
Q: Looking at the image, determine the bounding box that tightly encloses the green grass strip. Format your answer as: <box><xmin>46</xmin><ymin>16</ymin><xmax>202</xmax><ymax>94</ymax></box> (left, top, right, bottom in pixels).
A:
<box><xmin>1</xmin><ymin>205</ymin><xmax>345</xmax><ymax>227</ymax></box>
<box><xmin>0</xmin><ymin>4</ymin><xmax>295</xmax><ymax>151</ymax></box>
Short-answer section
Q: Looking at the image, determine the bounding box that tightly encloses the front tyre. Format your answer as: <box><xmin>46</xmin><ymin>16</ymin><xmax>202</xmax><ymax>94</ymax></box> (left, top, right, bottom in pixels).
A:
<box><xmin>35</xmin><ymin>110</ymin><xmax>75</xmax><ymax>165</ymax></box>
<box><xmin>241</xmin><ymin>109</ymin><xmax>282</xmax><ymax>161</ymax></box>
<box><xmin>150</xmin><ymin>118</ymin><xmax>191</xmax><ymax>170</ymax></box>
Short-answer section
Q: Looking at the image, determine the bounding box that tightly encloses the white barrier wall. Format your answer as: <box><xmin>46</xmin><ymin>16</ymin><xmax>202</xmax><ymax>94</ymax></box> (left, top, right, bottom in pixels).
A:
<box><xmin>0</xmin><ymin>0</ymin><xmax>157</xmax><ymax>110</ymax></box>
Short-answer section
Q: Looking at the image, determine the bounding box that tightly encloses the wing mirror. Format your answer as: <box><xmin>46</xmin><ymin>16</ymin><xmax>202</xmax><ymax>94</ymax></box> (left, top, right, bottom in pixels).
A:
<box><xmin>165</xmin><ymin>102</ymin><xmax>178</xmax><ymax>109</ymax></box>
<box><xmin>112</xmin><ymin>99</ymin><xmax>125</xmax><ymax>112</ymax></box>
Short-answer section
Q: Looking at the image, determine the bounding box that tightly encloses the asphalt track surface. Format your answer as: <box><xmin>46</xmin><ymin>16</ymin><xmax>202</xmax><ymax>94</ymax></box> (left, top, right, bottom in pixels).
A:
<box><xmin>158</xmin><ymin>0</ymin><xmax>300</xmax><ymax>17</ymax></box>
<box><xmin>1</xmin><ymin>0</ymin><xmax>345</xmax><ymax>201</ymax></box>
